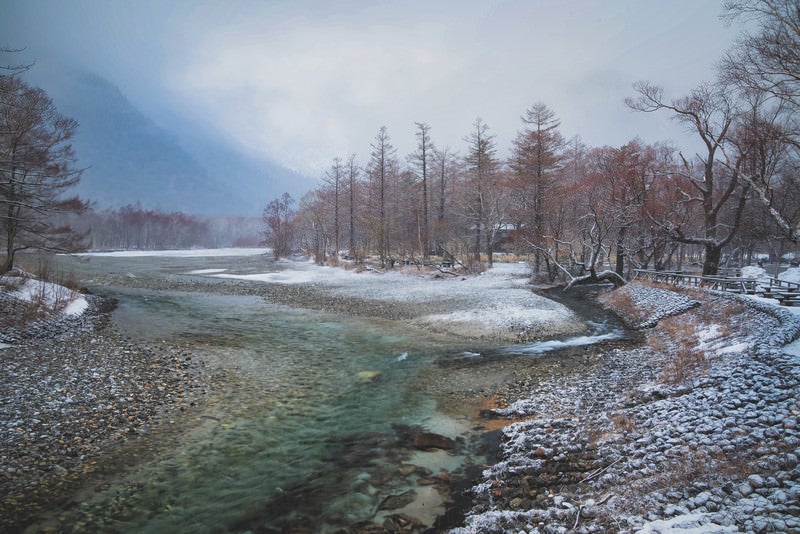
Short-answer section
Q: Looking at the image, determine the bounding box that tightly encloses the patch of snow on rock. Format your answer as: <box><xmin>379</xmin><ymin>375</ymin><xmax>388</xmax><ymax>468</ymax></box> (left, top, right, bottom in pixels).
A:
<box><xmin>636</xmin><ymin>513</ymin><xmax>739</xmax><ymax>533</ymax></box>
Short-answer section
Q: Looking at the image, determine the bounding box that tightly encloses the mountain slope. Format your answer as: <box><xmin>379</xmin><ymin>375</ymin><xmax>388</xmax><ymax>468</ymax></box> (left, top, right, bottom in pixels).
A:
<box><xmin>24</xmin><ymin>64</ymin><xmax>313</xmax><ymax>216</ymax></box>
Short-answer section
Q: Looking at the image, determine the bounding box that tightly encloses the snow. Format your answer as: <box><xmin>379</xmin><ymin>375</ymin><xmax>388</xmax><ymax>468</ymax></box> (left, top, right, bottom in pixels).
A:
<box><xmin>1</xmin><ymin>276</ymin><xmax>88</xmax><ymax>317</ymax></box>
<box><xmin>209</xmin><ymin>261</ymin><xmax>584</xmax><ymax>340</ymax></box>
<box><xmin>62</xmin><ymin>297</ymin><xmax>90</xmax><ymax>316</ymax></box>
<box><xmin>213</xmin><ymin>266</ymin><xmax>348</xmax><ymax>285</ymax></box>
<box><xmin>780</xmin><ymin>266</ymin><xmax>800</xmax><ymax>284</ymax></box>
<box><xmin>76</xmin><ymin>247</ymin><xmax>270</xmax><ymax>258</ymax></box>
<box><xmin>740</xmin><ymin>265</ymin><xmax>770</xmax><ymax>284</ymax></box>
<box><xmin>635</xmin><ymin>513</ymin><xmax>739</xmax><ymax>533</ymax></box>
<box><xmin>0</xmin><ymin>274</ymin><xmax>90</xmax><ymax>346</ymax></box>
<box><xmin>784</xmin><ymin>338</ymin><xmax>800</xmax><ymax>356</ymax></box>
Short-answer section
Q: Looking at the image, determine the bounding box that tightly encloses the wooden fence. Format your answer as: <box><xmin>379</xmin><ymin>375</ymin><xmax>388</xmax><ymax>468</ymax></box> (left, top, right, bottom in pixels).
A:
<box><xmin>631</xmin><ymin>269</ymin><xmax>800</xmax><ymax>306</ymax></box>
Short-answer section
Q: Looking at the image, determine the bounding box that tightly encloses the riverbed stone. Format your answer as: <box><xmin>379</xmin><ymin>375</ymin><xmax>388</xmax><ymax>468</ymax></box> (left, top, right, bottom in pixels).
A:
<box><xmin>410</xmin><ymin>432</ymin><xmax>456</xmax><ymax>451</ymax></box>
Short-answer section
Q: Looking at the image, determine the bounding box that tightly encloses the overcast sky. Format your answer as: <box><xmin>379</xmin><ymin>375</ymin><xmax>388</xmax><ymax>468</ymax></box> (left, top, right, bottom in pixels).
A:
<box><xmin>1</xmin><ymin>0</ymin><xmax>743</xmax><ymax>178</ymax></box>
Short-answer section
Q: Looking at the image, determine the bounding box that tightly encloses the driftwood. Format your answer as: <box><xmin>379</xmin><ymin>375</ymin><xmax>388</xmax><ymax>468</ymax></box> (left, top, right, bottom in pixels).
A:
<box><xmin>573</xmin><ymin>493</ymin><xmax>615</xmax><ymax>530</ymax></box>
<box><xmin>580</xmin><ymin>457</ymin><xmax>623</xmax><ymax>483</ymax></box>
<box><xmin>564</xmin><ymin>269</ymin><xmax>627</xmax><ymax>290</ymax></box>
<box><xmin>431</xmin><ymin>264</ymin><xmax>459</xmax><ymax>276</ymax></box>
<box><xmin>526</xmin><ymin>236</ymin><xmax>627</xmax><ymax>291</ymax></box>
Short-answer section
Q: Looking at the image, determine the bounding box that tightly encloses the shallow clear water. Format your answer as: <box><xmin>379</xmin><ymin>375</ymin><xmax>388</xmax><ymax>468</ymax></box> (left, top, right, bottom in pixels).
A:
<box><xmin>48</xmin><ymin>254</ymin><xmax>627</xmax><ymax>533</ymax></box>
<box><xmin>494</xmin><ymin>320</ymin><xmax>626</xmax><ymax>356</ymax></box>
<box><xmin>55</xmin><ymin>254</ymin><xmax>484</xmax><ymax>533</ymax></box>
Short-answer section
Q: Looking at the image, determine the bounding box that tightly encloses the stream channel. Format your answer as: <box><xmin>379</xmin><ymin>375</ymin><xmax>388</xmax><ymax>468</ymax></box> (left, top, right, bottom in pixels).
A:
<box><xmin>51</xmin><ymin>252</ymin><xmax>630</xmax><ymax>533</ymax></box>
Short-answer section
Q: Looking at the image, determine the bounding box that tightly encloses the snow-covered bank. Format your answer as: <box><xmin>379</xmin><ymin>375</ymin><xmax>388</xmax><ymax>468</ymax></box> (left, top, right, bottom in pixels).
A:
<box><xmin>0</xmin><ymin>278</ymin><xmax>206</xmax><ymax>531</ymax></box>
<box><xmin>71</xmin><ymin>250</ymin><xmax>587</xmax><ymax>342</ymax></box>
<box><xmin>454</xmin><ymin>284</ymin><xmax>800</xmax><ymax>533</ymax></box>
<box><xmin>210</xmin><ymin>261</ymin><xmax>587</xmax><ymax>342</ymax></box>
<box><xmin>0</xmin><ymin>271</ymin><xmax>90</xmax><ymax>347</ymax></box>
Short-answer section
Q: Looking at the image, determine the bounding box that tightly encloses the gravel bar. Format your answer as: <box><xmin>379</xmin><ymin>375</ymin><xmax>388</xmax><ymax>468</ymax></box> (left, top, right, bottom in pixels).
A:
<box><xmin>0</xmin><ymin>295</ymin><xmax>206</xmax><ymax>531</ymax></box>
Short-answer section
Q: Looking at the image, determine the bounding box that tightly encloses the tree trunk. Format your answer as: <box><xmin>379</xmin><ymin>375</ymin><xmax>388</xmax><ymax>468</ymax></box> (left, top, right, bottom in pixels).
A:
<box><xmin>615</xmin><ymin>226</ymin><xmax>626</xmax><ymax>277</ymax></box>
<box><xmin>2</xmin><ymin>249</ymin><xmax>14</xmax><ymax>274</ymax></box>
<box><xmin>703</xmin><ymin>244</ymin><xmax>722</xmax><ymax>276</ymax></box>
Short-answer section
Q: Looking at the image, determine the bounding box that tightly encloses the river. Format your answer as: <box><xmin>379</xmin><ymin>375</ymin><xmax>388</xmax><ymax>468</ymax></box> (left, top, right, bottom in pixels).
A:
<box><xmin>49</xmin><ymin>251</ymin><xmax>628</xmax><ymax>533</ymax></box>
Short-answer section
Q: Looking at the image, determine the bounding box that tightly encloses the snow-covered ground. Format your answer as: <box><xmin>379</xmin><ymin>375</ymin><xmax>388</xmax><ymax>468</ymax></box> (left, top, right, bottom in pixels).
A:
<box><xmin>0</xmin><ymin>272</ymin><xmax>90</xmax><ymax>348</ymax></box>
<box><xmin>209</xmin><ymin>261</ymin><xmax>587</xmax><ymax>341</ymax></box>
<box><xmin>453</xmin><ymin>283</ymin><xmax>800</xmax><ymax>533</ymax></box>
<box><xmin>741</xmin><ymin>264</ymin><xmax>800</xmax><ymax>287</ymax></box>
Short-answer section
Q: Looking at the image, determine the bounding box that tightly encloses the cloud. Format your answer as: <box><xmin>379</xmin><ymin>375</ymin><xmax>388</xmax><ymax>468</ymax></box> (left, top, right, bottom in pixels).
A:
<box><xmin>1</xmin><ymin>0</ymin><xmax>741</xmax><ymax>178</ymax></box>
<box><xmin>169</xmin><ymin>16</ymin><xmax>465</xmax><ymax>174</ymax></box>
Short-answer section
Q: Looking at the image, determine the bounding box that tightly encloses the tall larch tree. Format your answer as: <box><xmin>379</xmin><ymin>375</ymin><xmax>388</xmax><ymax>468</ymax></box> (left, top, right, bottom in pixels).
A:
<box><xmin>367</xmin><ymin>126</ymin><xmax>397</xmax><ymax>266</ymax></box>
<box><xmin>432</xmin><ymin>146</ymin><xmax>458</xmax><ymax>256</ymax></box>
<box><xmin>323</xmin><ymin>157</ymin><xmax>343</xmax><ymax>261</ymax></box>
<box><xmin>509</xmin><ymin>103</ymin><xmax>565</xmax><ymax>276</ymax></box>
<box><xmin>346</xmin><ymin>154</ymin><xmax>359</xmax><ymax>261</ymax></box>
<box><xmin>462</xmin><ymin>118</ymin><xmax>501</xmax><ymax>268</ymax></box>
<box><xmin>409</xmin><ymin>122</ymin><xmax>434</xmax><ymax>259</ymax></box>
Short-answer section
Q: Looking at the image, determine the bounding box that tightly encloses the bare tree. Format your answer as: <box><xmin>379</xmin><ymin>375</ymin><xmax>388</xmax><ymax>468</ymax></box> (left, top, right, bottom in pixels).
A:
<box><xmin>462</xmin><ymin>118</ymin><xmax>502</xmax><ymax>268</ymax></box>
<box><xmin>627</xmin><ymin>82</ymin><xmax>750</xmax><ymax>275</ymax></box>
<box><xmin>1</xmin><ymin>75</ymin><xmax>88</xmax><ymax>273</ymax></box>
<box><xmin>262</xmin><ymin>192</ymin><xmax>295</xmax><ymax>259</ymax></box>
<box><xmin>431</xmin><ymin>146</ymin><xmax>458</xmax><ymax>255</ymax></box>
<box><xmin>295</xmin><ymin>190</ymin><xmax>330</xmax><ymax>264</ymax></box>
<box><xmin>722</xmin><ymin>0</ymin><xmax>800</xmax><ymax>130</ymax></box>
<box><xmin>323</xmin><ymin>157</ymin><xmax>343</xmax><ymax>261</ymax></box>
<box><xmin>408</xmin><ymin>122</ymin><xmax>434</xmax><ymax>259</ymax></box>
<box><xmin>720</xmin><ymin>0</ymin><xmax>800</xmax><ymax>242</ymax></box>
<box><xmin>366</xmin><ymin>126</ymin><xmax>398</xmax><ymax>266</ymax></box>
<box><xmin>346</xmin><ymin>154</ymin><xmax>359</xmax><ymax>260</ymax></box>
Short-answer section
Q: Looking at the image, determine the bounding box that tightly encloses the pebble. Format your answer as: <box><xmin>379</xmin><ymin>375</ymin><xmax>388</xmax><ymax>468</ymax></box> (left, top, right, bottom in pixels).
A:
<box><xmin>0</xmin><ymin>295</ymin><xmax>205</xmax><ymax>532</ymax></box>
<box><xmin>453</xmin><ymin>285</ymin><xmax>800</xmax><ymax>533</ymax></box>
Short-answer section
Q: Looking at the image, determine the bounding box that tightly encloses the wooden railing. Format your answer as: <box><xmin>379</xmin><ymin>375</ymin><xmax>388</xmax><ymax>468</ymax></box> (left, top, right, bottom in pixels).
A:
<box><xmin>631</xmin><ymin>269</ymin><xmax>800</xmax><ymax>305</ymax></box>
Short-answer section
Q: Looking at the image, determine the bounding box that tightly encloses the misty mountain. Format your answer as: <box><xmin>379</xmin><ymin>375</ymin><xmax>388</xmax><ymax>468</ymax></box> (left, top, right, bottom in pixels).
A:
<box><xmin>24</xmin><ymin>64</ymin><xmax>313</xmax><ymax>216</ymax></box>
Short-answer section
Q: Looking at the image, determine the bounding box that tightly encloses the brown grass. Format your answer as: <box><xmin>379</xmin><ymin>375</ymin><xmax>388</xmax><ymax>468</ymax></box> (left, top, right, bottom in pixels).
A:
<box><xmin>653</xmin><ymin>315</ymin><xmax>707</xmax><ymax>384</ymax></box>
<box><xmin>612</xmin><ymin>412</ymin><xmax>635</xmax><ymax>433</ymax></box>
<box><xmin>597</xmin><ymin>286</ymin><xmax>651</xmax><ymax>326</ymax></box>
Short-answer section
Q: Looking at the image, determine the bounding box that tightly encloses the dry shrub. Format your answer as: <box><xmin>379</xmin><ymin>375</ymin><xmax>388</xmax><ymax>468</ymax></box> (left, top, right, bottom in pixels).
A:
<box><xmin>661</xmin><ymin>346</ymin><xmax>707</xmax><ymax>384</ymax></box>
<box><xmin>655</xmin><ymin>315</ymin><xmax>707</xmax><ymax>384</ymax></box>
<box><xmin>612</xmin><ymin>412</ymin><xmax>635</xmax><ymax>433</ymax></box>
<box><xmin>598</xmin><ymin>286</ymin><xmax>651</xmax><ymax>326</ymax></box>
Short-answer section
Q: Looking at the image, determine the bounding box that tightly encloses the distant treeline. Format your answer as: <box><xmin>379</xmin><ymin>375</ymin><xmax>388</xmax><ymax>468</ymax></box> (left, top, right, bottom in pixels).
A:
<box><xmin>70</xmin><ymin>204</ymin><xmax>262</xmax><ymax>250</ymax></box>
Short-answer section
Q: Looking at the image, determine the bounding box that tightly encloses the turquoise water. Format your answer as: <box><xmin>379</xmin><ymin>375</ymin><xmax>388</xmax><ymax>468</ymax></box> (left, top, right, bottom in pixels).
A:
<box><xmin>46</xmin><ymin>254</ymin><xmax>626</xmax><ymax>533</ymax></box>
<box><xmin>53</xmin><ymin>254</ymin><xmax>479</xmax><ymax>533</ymax></box>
